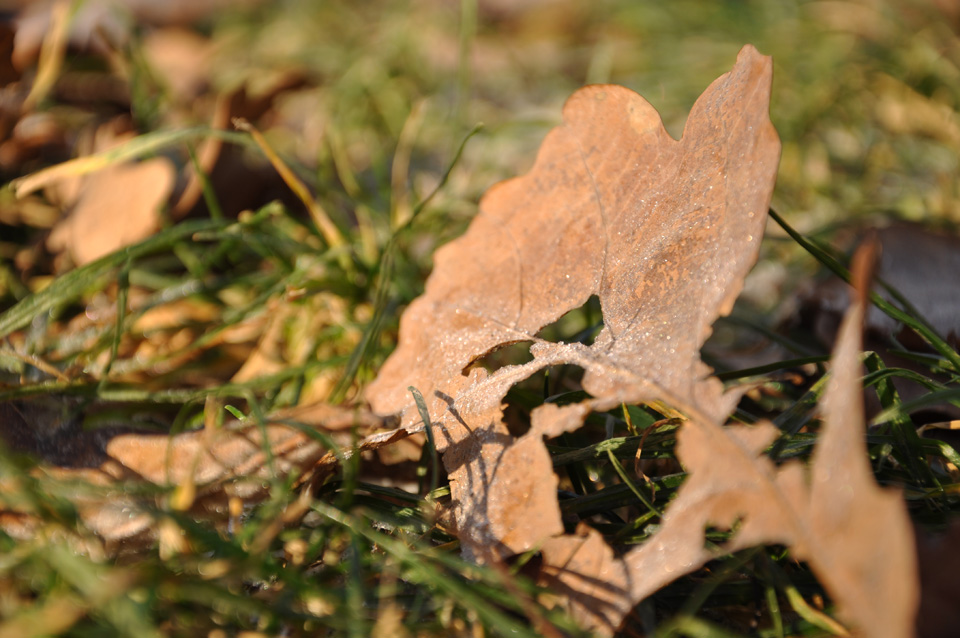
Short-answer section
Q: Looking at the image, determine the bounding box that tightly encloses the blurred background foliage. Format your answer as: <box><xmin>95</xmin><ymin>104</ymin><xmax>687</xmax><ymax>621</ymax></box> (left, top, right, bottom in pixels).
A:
<box><xmin>3</xmin><ymin>0</ymin><xmax>960</xmax><ymax>304</ymax></box>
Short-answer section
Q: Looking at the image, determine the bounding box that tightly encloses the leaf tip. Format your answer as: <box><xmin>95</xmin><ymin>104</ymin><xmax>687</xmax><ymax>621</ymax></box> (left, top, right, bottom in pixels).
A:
<box><xmin>850</xmin><ymin>233</ymin><xmax>880</xmax><ymax>306</ymax></box>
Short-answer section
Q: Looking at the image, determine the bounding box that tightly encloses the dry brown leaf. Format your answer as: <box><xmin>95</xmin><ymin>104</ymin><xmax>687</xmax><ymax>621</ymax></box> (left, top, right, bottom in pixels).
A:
<box><xmin>368</xmin><ymin>46</ymin><xmax>918</xmax><ymax>634</ymax></box>
<box><xmin>0</xmin><ymin>401</ymin><xmax>410</xmax><ymax>550</ymax></box>
<box><xmin>46</xmin><ymin>158</ymin><xmax>176</xmax><ymax>265</ymax></box>
<box><xmin>369</xmin><ymin>42</ymin><xmax>777</xmax><ymax>554</ymax></box>
<box><xmin>140</xmin><ymin>28</ymin><xmax>214</xmax><ymax>103</ymax></box>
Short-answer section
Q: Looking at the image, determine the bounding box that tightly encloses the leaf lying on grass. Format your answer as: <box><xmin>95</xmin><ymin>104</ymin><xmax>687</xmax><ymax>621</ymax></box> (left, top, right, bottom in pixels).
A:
<box><xmin>368</xmin><ymin>43</ymin><xmax>778</xmax><ymax>631</ymax></box>
<box><xmin>0</xmin><ymin>402</ymin><xmax>411</xmax><ymax>550</ymax></box>
<box><xmin>368</xmin><ymin>45</ymin><xmax>918</xmax><ymax>635</ymax></box>
<box><xmin>0</xmin><ymin>38</ymin><xmax>922</xmax><ymax>637</ymax></box>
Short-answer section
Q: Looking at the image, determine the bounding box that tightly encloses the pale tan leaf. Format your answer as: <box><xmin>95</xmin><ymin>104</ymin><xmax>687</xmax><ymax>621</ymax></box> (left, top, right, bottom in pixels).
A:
<box><xmin>0</xmin><ymin>402</ymin><xmax>411</xmax><ymax>548</ymax></box>
<box><xmin>46</xmin><ymin>158</ymin><xmax>176</xmax><ymax>265</ymax></box>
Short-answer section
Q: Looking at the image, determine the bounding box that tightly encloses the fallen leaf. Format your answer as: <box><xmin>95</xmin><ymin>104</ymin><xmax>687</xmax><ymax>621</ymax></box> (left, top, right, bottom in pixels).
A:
<box><xmin>0</xmin><ymin>400</ymin><xmax>410</xmax><ymax>551</ymax></box>
<box><xmin>140</xmin><ymin>28</ymin><xmax>214</xmax><ymax>104</ymax></box>
<box><xmin>369</xmin><ymin>43</ymin><xmax>777</xmax><ymax>559</ymax></box>
<box><xmin>369</xmin><ymin>46</ymin><xmax>918</xmax><ymax>634</ymax></box>
<box><xmin>46</xmin><ymin>158</ymin><xmax>176</xmax><ymax>265</ymax></box>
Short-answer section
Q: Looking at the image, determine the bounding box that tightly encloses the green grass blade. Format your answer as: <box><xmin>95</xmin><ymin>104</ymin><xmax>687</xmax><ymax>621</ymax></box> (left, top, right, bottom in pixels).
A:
<box><xmin>0</xmin><ymin>219</ymin><xmax>223</xmax><ymax>340</ymax></box>
<box><xmin>769</xmin><ymin>208</ymin><xmax>960</xmax><ymax>373</ymax></box>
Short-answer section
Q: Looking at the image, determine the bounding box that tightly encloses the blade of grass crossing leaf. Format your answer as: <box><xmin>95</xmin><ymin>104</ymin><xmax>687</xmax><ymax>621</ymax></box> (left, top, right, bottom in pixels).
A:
<box><xmin>409</xmin><ymin>386</ymin><xmax>439</xmax><ymax>496</ymax></box>
<box><xmin>769</xmin><ymin>208</ymin><xmax>960</xmax><ymax>372</ymax></box>
<box><xmin>335</xmin><ymin>427</ymin><xmax>362</xmax><ymax>512</ymax></box>
<box><xmin>0</xmin><ymin>219</ymin><xmax>222</xmax><ymax>340</ymax></box>
<box><xmin>244</xmin><ymin>391</ymin><xmax>278</xmax><ymax>481</ymax></box>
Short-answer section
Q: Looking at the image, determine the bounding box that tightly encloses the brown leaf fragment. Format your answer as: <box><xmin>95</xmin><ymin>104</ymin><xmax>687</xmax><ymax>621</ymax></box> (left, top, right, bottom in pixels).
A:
<box><xmin>538</xmin><ymin>524</ymin><xmax>631</xmax><ymax>631</ymax></box>
<box><xmin>371</xmin><ymin>44</ymin><xmax>778</xmax><ymax>431</ymax></box>
<box><xmin>803</xmin><ymin>238</ymin><xmax>918</xmax><ymax>635</ymax></box>
<box><xmin>623</xmin><ymin>238</ymin><xmax>918</xmax><ymax>638</ymax></box>
<box><xmin>369</xmin><ymin>45</ymin><xmax>918</xmax><ymax>635</ymax></box>
<box><xmin>12</xmin><ymin>0</ymin><xmax>263</xmax><ymax>70</ymax></box>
